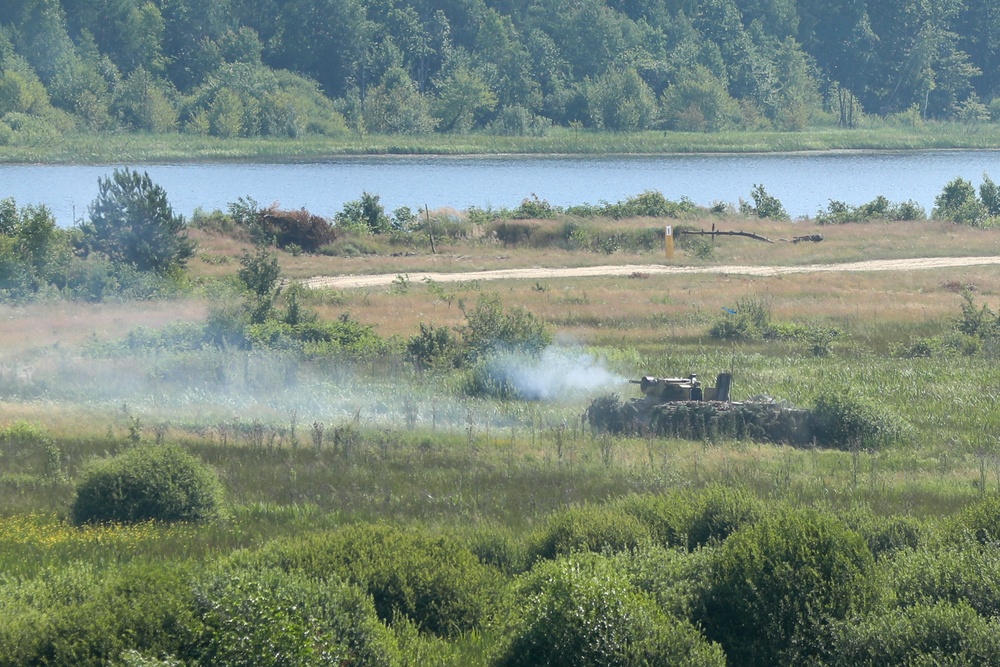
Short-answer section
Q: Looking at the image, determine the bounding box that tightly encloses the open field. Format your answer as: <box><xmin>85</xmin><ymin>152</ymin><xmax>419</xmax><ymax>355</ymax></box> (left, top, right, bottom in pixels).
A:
<box><xmin>3</xmin><ymin>209</ymin><xmax>1000</xmax><ymax>666</ymax></box>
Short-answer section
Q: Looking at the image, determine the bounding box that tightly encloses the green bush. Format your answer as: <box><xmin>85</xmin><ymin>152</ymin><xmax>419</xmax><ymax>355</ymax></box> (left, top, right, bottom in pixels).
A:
<box><xmin>816</xmin><ymin>195</ymin><xmax>926</xmax><ymax>223</ymax></box>
<box><xmin>884</xmin><ymin>543</ymin><xmax>1000</xmax><ymax>618</ymax></box>
<box><xmin>615</xmin><ymin>546</ymin><xmax>715</xmax><ymax>620</ymax></box>
<box><xmin>953</xmin><ymin>496</ymin><xmax>1000</xmax><ymax>545</ymax></box>
<box><xmin>933</xmin><ymin>177</ymin><xmax>989</xmax><ymax>226</ymax></box>
<box><xmin>843</xmin><ymin>509</ymin><xmax>925</xmax><ymax>559</ymax></box>
<box><xmin>830</xmin><ymin>601</ymin><xmax>1000</xmax><ymax>667</ymax></box>
<box><xmin>739</xmin><ymin>184</ymin><xmax>789</xmax><ymax>220</ymax></box>
<box><xmin>528</xmin><ymin>504</ymin><xmax>654</xmax><ymax>562</ymax></box>
<box><xmin>708</xmin><ymin>296</ymin><xmax>772</xmax><ymax>341</ymax></box>
<box><xmin>238</xmin><ymin>523</ymin><xmax>500</xmax><ymax>637</ymax></box>
<box><xmin>612</xmin><ymin>488</ymin><xmax>761</xmax><ymax>551</ymax></box>
<box><xmin>0</xmin><ymin>562</ymin><xmax>200</xmax><ymax>667</ymax></box>
<box><xmin>612</xmin><ymin>492</ymin><xmax>691</xmax><ymax>549</ymax></box>
<box><xmin>466</xmin><ymin>524</ymin><xmax>530</xmax><ymax>575</ymax></box>
<box><xmin>695</xmin><ymin>507</ymin><xmax>878</xmax><ymax>666</ymax></box>
<box><xmin>564</xmin><ymin>191</ymin><xmax>697</xmax><ymax>219</ymax></box>
<box><xmin>494</xmin><ymin>554</ymin><xmax>725</xmax><ymax>667</ymax></box>
<box><xmin>685</xmin><ymin>486</ymin><xmax>762</xmax><ymax>549</ymax></box>
<box><xmin>192</xmin><ymin>567</ymin><xmax>397</xmax><ymax>667</ymax></box>
<box><xmin>810</xmin><ymin>390</ymin><xmax>904</xmax><ymax>450</ymax></box>
<box><xmin>405</xmin><ymin>322</ymin><xmax>459</xmax><ymax>371</ymax></box>
<box><xmin>71</xmin><ymin>445</ymin><xmax>224</xmax><ymax>525</ymax></box>
<box><xmin>458</xmin><ymin>293</ymin><xmax>551</xmax><ymax>362</ymax></box>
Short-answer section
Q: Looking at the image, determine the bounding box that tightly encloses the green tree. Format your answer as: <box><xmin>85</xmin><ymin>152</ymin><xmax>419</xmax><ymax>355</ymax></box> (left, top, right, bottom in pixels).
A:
<box><xmin>81</xmin><ymin>168</ymin><xmax>195</xmax><ymax>274</ymax></box>
<box><xmin>363</xmin><ymin>66</ymin><xmax>433</xmax><ymax>133</ymax></box>
<box><xmin>207</xmin><ymin>87</ymin><xmax>244</xmax><ymax>137</ymax></box>
<box><xmin>980</xmin><ymin>172</ymin><xmax>1000</xmax><ymax>216</ymax></box>
<box><xmin>586</xmin><ymin>66</ymin><xmax>657</xmax><ymax>131</ymax></box>
<box><xmin>113</xmin><ymin>66</ymin><xmax>178</xmax><ymax>131</ymax></box>
<box><xmin>768</xmin><ymin>37</ymin><xmax>822</xmax><ymax>130</ymax></box>
<box><xmin>0</xmin><ymin>198</ymin><xmax>67</xmax><ymax>298</ymax></box>
<box><xmin>933</xmin><ymin>176</ymin><xmax>987</xmax><ymax>225</ymax></box>
<box><xmin>237</xmin><ymin>245</ymin><xmax>281</xmax><ymax>324</ymax></box>
<box><xmin>432</xmin><ymin>62</ymin><xmax>497</xmax><ymax>132</ymax></box>
<box><xmin>660</xmin><ymin>64</ymin><xmax>741</xmax><ymax>131</ymax></box>
<box><xmin>268</xmin><ymin>0</ymin><xmax>371</xmax><ymax>99</ymax></box>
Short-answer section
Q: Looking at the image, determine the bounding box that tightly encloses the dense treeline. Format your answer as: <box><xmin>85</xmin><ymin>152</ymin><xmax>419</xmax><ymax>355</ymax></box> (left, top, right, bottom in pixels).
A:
<box><xmin>1</xmin><ymin>0</ymin><xmax>999</xmax><ymax>142</ymax></box>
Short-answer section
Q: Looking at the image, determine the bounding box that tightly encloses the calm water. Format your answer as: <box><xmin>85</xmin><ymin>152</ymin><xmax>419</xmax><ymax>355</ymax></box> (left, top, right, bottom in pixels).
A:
<box><xmin>4</xmin><ymin>151</ymin><xmax>1000</xmax><ymax>226</ymax></box>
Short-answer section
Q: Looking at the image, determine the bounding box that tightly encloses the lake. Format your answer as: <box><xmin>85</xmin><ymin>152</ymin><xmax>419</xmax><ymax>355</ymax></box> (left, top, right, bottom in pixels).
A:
<box><xmin>4</xmin><ymin>150</ymin><xmax>1000</xmax><ymax>226</ymax></box>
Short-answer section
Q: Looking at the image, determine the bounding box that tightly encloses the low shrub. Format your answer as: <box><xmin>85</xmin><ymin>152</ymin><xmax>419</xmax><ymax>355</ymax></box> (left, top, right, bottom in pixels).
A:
<box><xmin>816</xmin><ymin>195</ymin><xmax>926</xmax><ymax>223</ymax></box>
<box><xmin>192</xmin><ymin>567</ymin><xmax>397</xmax><ymax>667</ymax></box>
<box><xmin>71</xmin><ymin>445</ymin><xmax>224</xmax><ymax>525</ymax></box>
<box><xmin>259</xmin><ymin>206</ymin><xmax>336</xmax><ymax>251</ymax></box>
<box><xmin>843</xmin><ymin>509</ymin><xmax>925</xmax><ymax>559</ymax></box>
<box><xmin>527</xmin><ymin>504</ymin><xmax>653</xmax><ymax>562</ymax></box>
<box><xmin>612</xmin><ymin>488</ymin><xmax>761</xmax><ymax>550</ymax></box>
<box><xmin>494</xmin><ymin>554</ymin><xmax>725</xmax><ymax>667</ymax></box>
<box><xmin>952</xmin><ymin>495</ymin><xmax>1000</xmax><ymax>546</ymax></box>
<box><xmin>695</xmin><ymin>507</ymin><xmax>878</xmax><ymax>666</ymax></box>
<box><xmin>612</xmin><ymin>492</ymin><xmax>691</xmax><ymax>548</ymax></box>
<box><xmin>237</xmin><ymin>522</ymin><xmax>500</xmax><ymax>637</ymax></box>
<box><xmin>565</xmin><ymin>191</ymin><xmax>697</xmax><ymax>219</ymax></box>
<box><xmin>830</xmin><ymin>601</ymin><xmax>1000</xmax><ymax>666</ymax></box>
<box><xmin>458</xmin><ymin>293</ymin><xmax>552</xmax><ymax>363</ymax></box>
<box><xmin>708</xmin><ymin>296</ymin><xmax>772</xmax><ymax>341</ymax></box>
<box><xmin>0</xmin><ymin>562</ymin><xmax>199</xmax><ymax>667</ymax></box>
<box><xmin>739</xmin><ymin>184</ymin><xmax>789</xmax><ymax>220</ymax></box>
<box><xmin>810</xmin><ymin>390</ymin><xmax>904</xmax><ymax>450</ymax></box>
<box><xmin>614</xmin><ymin>546</ymin><xmax>715</xmax><ymax>620</ymax></box>
<box><xmin>405</xmin><ymin>322</ymin><xmax>459</xmax><ymax>371</ymax></box>
<box><xmin>884</xmin><ymin>543</ymin><xmax>1000</xmax><ymax>618</ymax></box>
<box><xmin>685</xmin><ymin>486</ymin><xmax>762</xmax><ymax>549</ymax></box>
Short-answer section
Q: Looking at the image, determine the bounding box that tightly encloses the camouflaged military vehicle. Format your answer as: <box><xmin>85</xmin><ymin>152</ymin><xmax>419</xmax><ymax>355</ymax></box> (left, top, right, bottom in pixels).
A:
<box><xmin>585</xmin><ymin>372</ymin><xmax>814</xmax><ymax>445</ymax></box>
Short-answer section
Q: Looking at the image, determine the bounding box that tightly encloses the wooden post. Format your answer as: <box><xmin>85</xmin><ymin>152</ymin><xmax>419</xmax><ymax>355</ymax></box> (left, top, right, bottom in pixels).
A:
<box><xmin>425</xmin><ymin>205</ymin><xmax>436</xmax><ymax>254</ymax></box>
<box><xmin>665</xmin><ymin>224</ymin><xmax>674</xmax><ymax>259</ymax></box>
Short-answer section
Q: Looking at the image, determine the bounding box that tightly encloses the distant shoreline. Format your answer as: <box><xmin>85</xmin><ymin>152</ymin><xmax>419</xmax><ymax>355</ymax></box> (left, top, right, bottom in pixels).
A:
<box><xmin>4</xmin><ymin>125</ymin><xmax>1000</xmax><ymax>165</ymax></box>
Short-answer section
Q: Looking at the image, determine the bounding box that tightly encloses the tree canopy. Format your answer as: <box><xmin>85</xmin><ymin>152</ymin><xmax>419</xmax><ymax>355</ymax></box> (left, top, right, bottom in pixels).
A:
<box><xmin>0</xmin><ymin>0</ymin><xmax>999</xmax><ymax>141</ymax></box>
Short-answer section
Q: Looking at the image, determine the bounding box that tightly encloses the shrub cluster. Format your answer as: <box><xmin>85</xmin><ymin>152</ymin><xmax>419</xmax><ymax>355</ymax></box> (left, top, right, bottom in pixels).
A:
<box><xmin>257</xmin><ymin>206</ymin><xmax>336</xmax><ymax>252</ymax></box>
<box><xmin>932</xmin><ymin>174</ymin><xmax>1000</xmax><ymax>228</ymax></box>
<box><xmin>240</xmin><ymin>522</ymin><xmax>501</xmax><ymax>637</ymax></box>
<box><xmin>816</xmin><ymin>195</ymin><xmax>926</xmax><ymax>223</ymax></box>
<box><xmin>10</xmin><ymin>491</ymin><xmax>1000</xmax><ymax>665</ymax></box>
<box><xmin>71</xmin><ymin>446</ymin><xmax>224</xmax><ymax>525</ymax></box>
<box><xmin>895</xmin><ymin>292</ymin><xmax>1000</xmax><ymax>358</ymax></box>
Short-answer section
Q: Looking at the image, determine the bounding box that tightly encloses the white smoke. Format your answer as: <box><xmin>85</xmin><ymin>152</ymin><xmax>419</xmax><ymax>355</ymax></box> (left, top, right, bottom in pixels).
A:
<box><xmin>487</xmin><ymin>347</ymin><xmax>625</xmax><ymax>401</ymax></box>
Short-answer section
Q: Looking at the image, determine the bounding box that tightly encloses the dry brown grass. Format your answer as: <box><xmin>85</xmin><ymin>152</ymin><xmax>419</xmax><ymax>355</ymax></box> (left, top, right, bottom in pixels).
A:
<box><xmin>2</xmin><ymin>216</ymin><xmax>995</xmax><ymax>359</ymax></box>
<box><xmin>186</xmin><ymin>211</ymin><xmax>1000</xmax><ymax>281</ymax></box>
<box><xmin>301</xmin><ymin>265</ymin><xmax>1000</xmax><ymax>344</ymax></box>
<box><xmin>0</xmin><ymin>300</ymin><xmax>208</xmax><ymax>358</ymax></box>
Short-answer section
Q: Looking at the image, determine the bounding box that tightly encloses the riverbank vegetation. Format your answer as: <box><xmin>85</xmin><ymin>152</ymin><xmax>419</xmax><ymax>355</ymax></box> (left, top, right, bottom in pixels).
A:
<box><xmin>2</xmin><ymin>170</ymin><xmax>1000</xmax><ymax>664</ymax></box>
<box><xmin>6</xmin><ymin>0</ymin><xmax>1000</xmax><ymax>160</ymax></box>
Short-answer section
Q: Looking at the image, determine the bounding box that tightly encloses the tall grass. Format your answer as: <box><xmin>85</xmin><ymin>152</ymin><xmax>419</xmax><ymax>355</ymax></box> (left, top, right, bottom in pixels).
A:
<box><xmin>8</xmin><ymin>124</ymin><xmax>1000</xmax><ymax>164</ymax></box>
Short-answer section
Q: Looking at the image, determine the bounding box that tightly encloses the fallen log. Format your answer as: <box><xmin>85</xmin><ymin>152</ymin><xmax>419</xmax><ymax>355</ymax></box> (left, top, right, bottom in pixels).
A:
<box><xmin>679</xmin><ymin>228</ymin><xmax>774</xmax><ymax>243</ymax></box>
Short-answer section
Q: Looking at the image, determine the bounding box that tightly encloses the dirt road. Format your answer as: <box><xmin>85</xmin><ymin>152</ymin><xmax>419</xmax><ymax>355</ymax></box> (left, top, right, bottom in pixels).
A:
<box><xmin>302</xmin><ymin>255</ymin><xmax>1000</xmax><ymax>290</ymax></box>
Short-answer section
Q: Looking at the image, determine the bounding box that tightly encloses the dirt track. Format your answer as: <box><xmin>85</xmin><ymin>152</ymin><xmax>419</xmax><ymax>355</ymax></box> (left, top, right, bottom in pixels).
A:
<box><xmin>302</xmin><ymin>255</ymin><xmax>1000</xmax><ymax>290</ymax></box>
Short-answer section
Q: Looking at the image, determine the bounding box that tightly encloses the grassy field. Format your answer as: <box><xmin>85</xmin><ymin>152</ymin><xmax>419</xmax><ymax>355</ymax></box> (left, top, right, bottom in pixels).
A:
<box><xmin>3</xmin><ymin>205</ymin><xmax>1000</xmax><ymax>665</ymax></box>
<box><xmin>7</xmin><ymin>123</ymin><xmax>1000</xmax><ymax>163</ymax></box>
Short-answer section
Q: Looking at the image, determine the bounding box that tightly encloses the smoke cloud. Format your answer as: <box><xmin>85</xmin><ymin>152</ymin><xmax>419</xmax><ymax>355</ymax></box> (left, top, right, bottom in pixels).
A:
<box><xmin>486</xmin><ymin>347</ymin><xmax>625</xmax><ymax>401</ymax></box>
